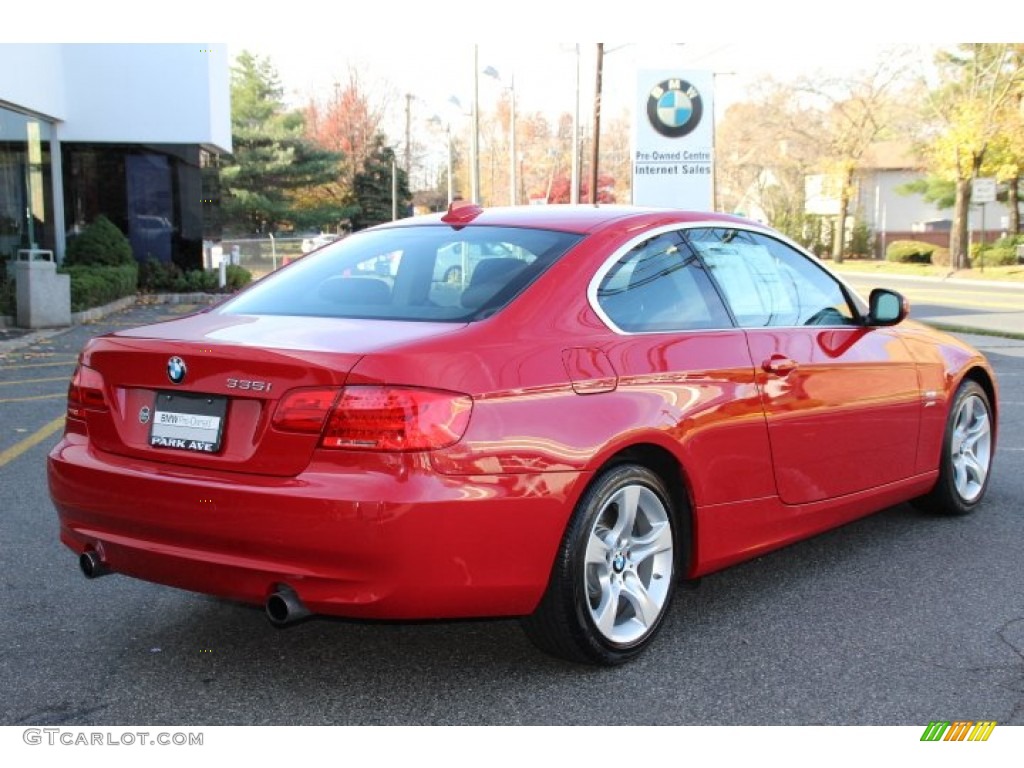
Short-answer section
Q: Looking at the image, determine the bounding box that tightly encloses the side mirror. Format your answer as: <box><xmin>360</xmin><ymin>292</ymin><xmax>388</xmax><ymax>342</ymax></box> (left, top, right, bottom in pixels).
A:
<box><xmin>868</xmin><ymin>288</ymin><xmax>908</xmax><ymax>326</ymax></box>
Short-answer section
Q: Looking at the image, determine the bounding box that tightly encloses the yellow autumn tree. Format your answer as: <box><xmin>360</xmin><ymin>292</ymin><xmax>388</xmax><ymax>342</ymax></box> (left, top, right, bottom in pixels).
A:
<box><xmin>923</xmin><ymin>44</ymin><xmax>1024</xmax><ymax>269</ymax></box>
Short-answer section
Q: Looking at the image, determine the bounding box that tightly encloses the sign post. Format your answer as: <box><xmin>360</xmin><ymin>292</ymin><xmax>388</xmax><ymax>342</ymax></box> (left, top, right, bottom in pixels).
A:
<box><xmin>971</xmin><ymin>177</ymin><xmax>996</xmax><ymax>273</ymax></box>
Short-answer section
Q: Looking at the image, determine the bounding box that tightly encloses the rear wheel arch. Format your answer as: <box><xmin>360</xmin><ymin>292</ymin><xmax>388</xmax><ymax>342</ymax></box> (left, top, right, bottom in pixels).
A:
<box><xmin>604</xmin><ymin>443</ymin><xmax>695</xmax><ymax>578</ymax></box>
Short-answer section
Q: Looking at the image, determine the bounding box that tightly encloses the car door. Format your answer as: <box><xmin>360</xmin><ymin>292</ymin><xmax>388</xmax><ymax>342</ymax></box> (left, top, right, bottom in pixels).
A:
<box><xmin>684</xmin><ymin>227</ymin><xmax>922</xmax><ymax>505</ymax></box>
<box><xmin>591</xmin><ymin>229</ymin><xmax>777</xmax><ymax>508</ymax></box>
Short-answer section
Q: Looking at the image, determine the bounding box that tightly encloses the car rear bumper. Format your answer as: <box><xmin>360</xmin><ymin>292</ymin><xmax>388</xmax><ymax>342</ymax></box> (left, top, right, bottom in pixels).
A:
<box><xmin>48</xmin><ymin>434</ymin><xmax>582</xmax><ymax>620</ymax></box>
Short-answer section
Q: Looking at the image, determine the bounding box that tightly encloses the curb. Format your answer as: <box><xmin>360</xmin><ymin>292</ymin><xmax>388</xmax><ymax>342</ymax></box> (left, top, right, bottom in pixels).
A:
<box><xmin>0</xmin><ymin>293</ymin><xmax>222</xmax><ymax>355</ymax></box>
<box><xmin>833</xmin><ymin>269</ymin><xmax>1024</xmax><ymax>291</ymax></box>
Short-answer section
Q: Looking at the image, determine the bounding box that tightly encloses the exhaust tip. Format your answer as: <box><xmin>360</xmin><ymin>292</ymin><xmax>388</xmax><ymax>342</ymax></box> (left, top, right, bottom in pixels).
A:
<box><xmin>265</xmin><ymin>585</ymin><xmax>311</xmax><ymax>627</ymax></box>
<box><xmin>79</xmin><ymin>550</ymin><xmax>111</xmax><ymax>579</ymax></box>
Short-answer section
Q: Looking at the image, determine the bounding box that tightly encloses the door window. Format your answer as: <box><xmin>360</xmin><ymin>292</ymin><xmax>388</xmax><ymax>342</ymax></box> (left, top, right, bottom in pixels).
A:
<box><xmin>685</xmin><ymin>228</ymin><xmax>858</xmax><ymax>328</ymax></box>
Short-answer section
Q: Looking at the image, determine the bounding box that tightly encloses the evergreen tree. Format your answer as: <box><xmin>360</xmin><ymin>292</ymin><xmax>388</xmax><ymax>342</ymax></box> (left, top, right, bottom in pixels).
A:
<box><xmin>220</xmin><ymin>51</ymin><xmax>352</xmax><ymax>234</ymax></box>
<box><xmin>350</xmin><ymin>136</ymin><xmax>411</xmax><ymax>230</ymax></box>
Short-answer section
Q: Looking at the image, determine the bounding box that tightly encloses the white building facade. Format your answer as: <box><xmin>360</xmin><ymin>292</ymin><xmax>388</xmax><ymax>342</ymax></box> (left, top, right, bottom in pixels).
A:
<box><xmin>0</xmin><ymin>43</ymin><xmax>230</xmax><ymax>266</ymax></box>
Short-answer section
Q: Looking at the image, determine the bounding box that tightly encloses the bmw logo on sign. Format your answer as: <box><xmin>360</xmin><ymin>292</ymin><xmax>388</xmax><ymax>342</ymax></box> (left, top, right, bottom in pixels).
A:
<box><xmin>167</xmin><ymin>356</ymin><xmax>187</xmax><ymax>385</ymax></box>
<box><xmin>647</xmin><ymin>78</ymin><xmax>703</xmax><ymax>139</ymax></box>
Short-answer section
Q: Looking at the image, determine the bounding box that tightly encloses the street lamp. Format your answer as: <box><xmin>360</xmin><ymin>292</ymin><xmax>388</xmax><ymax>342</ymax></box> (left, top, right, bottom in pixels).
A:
<box><xmin>483</xmin><ymin>65</ymin><xmax>517</xmax><ymax>206</ymax></box>
<box><xmin>429</xmin><ymin>115</ymin><xmax>454</xmax><ymax>205</ymax></box>
<box><xmin>472</xmin><ymin>45</ymin><xmax>481</xmax><ymax>204</ymax></box>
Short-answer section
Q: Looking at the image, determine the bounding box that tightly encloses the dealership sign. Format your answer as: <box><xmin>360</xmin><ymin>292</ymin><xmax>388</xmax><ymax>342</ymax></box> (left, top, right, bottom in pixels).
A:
<box><xmin>633</xmin><ymin>70</ymin><xmax>714</xmax><ymax>209</ymax></box>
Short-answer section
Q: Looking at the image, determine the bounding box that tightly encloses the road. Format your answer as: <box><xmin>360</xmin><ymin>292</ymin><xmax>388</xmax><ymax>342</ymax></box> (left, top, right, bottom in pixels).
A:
<box><xmin>1</xmin><ymin>302</ymin><xmax>1022</xmax><ymax>726</ymax></box>
<box><xmin>838</xmin><ymin>271</ymin><xmax>1024</xmax><ymax>336</ymax></box>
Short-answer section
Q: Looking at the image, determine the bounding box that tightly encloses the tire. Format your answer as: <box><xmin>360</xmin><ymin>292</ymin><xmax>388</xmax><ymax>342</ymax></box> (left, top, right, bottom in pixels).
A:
<box><xmin>522</xmin><ymin>464</ymin><xmax>679</xmax><ymax>665</ymax></box>
<box><xmin>914</xmin><ymin>379</ymin><xmax>994</xmax><ymax>516</ymax></box>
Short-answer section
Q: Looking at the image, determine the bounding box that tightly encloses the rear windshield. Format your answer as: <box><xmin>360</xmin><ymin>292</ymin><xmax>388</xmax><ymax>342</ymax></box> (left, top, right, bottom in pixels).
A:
<box><xmin>220</xmin><ymin>225</ymin><xmax>583</xmax><ymax>322</ymax></box>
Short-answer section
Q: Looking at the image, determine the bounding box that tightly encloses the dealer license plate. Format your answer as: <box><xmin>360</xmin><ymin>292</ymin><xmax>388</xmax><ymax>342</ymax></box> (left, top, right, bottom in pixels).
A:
<box><xmin>149</xmin><ymin>391</ymin><xmax>228</xmax><ymax>453</ymax></box>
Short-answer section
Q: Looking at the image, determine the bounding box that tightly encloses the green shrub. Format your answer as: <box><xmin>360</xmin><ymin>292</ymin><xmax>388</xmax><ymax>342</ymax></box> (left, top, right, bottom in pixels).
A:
<box><xmin>886</xmin><ymin>240</ymin><xmax>935</xmax><ymax>263</ymax></box>
<box><xmin>0</xmin><ymin>258</ymin><xmax>14</xmax><ymax>316</ymax></box>
<box><xmin>60</xmin><ymin>263</ymin><xmax>139</xmax><ymax>312</ymax></box>
<box><xmin>976</xmin><ymin>246</ymin><xmax>1019</xmax><ymax>266</ymax></box>
<box><xmin>848</xmin><ymin>221</ymin><xmax>872</xmax><ymax>257</ymax></box>
<box><xmin>139</xmin><ymin>258</ymin><xmax>241</xmax><ymax>293</ymax></box>
<box><xmin>65</xmin><ymin>215</ymin><xmax>133</xmax><ymax>266</ymax></box>
<box><xmin>225</xmin><ymin>265</ymin><xmax>252</xmax><ymax>291</ymax></box>
<box><xmin>992</xmin><ymin>234</ymin><xmax>1024</xmax><ymax>249</ymax></box>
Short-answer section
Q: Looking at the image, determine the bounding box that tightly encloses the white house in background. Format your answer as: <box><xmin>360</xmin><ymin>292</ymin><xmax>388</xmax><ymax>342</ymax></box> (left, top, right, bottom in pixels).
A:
<box><xmin>851</xmin><ymin>140</ymin><xmax>1016</xmax><ymax>253</ymax></box>
<box><xmin>0</xmin><ymin>44</ymin><xmax>230</xmax><ymax>268</ymax></box>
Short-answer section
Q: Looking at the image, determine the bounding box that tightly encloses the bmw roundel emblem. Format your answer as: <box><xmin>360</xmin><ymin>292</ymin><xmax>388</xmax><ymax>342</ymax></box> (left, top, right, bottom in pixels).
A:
<box><xmin>647</xmin><ymin>78</ymin><xmax>703</xmax><ymax>139</ymax></box>
<box><xmin>167</xmin><ymin>356</ymin><xmax>187</xmax><ymax>384</ymax></box>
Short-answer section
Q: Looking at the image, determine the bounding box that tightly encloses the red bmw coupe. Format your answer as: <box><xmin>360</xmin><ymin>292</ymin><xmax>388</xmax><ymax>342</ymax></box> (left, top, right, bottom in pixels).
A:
<box><xmin>48</xmin><ymin>204</ymin><xmax>998</xmax><ymax>665</ymax></box>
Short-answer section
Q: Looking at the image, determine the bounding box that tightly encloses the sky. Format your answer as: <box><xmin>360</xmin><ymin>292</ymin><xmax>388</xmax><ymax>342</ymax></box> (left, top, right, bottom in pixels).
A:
<box><xmin>235</xmin><ymin>39</ymin><xmax>933</xmax><ymax>132</ymax></box>
<box><xmin>3</xmin><ymin>0</ymin><xmax>1002</xmax><ymax>151</ymax></box>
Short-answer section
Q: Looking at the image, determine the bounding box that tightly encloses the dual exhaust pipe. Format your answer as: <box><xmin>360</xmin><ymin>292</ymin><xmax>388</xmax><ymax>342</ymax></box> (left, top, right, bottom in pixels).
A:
<box><xmin>78</xmin><ymin>549</ymin><xmax>311</xmax><ymax>627</ymax></box>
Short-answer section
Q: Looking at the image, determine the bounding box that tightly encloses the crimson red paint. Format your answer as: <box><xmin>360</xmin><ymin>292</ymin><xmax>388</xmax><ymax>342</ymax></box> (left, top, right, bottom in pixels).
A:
<box><xmin>48</xmin><ymin>205</ymin><xmax>999</xmax><ymax>665</ymax></box>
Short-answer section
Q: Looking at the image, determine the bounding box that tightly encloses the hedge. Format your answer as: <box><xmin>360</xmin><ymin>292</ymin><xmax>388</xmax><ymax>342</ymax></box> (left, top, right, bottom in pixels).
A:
<box><xmin>60</xmin><ymin>263</ymin><xmax>139</xmax><ymax>312</ymax></box>
<box><xmin>885</xmin><ymin>240</ymin><xmax>935</xmax><ymax>264</ymax></box>
<box><xmin>139</xmin><ymin>258</ymin><xmax>252</xmax><ymax>293</ymax></box>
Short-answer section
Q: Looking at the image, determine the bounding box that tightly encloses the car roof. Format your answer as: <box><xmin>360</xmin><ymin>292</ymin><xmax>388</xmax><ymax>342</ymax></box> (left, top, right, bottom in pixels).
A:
<box><xmin>380</xmin><ymin>204</ymin><xmax>765</xmax><ymax>236</ymax></box>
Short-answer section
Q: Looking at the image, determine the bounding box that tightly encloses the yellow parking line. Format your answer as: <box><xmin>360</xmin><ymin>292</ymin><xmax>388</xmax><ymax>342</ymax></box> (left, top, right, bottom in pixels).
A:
<box><xmin>0</xmin><ymin>376</ymin><xmax>69</xmax><ymax>386</ymax></box>
<box><xmin>0</xmin><ymin>360</ymin><xmax>78</xmax><ymax>371</ymax></box>
<box><xmin>0</xmin><ymin>416</ymin><xmax>65</xmax><ymax>468</ymax></box>
<box><xmin>0</xmin><ymin>393</ymin><xmax>67</xmax><ymax>403</ymax></box>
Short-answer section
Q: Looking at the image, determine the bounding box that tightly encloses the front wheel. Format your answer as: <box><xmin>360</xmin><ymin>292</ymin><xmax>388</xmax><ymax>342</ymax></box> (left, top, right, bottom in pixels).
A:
<box><xmin>914</xmin><ymin>379</ymin><xmax>994</xmax><ymax>516</ymax></box>
<box><xmin>522</xmin><ymin>464</ymin><xmax>679</xmax><ymax>665</ymax></box>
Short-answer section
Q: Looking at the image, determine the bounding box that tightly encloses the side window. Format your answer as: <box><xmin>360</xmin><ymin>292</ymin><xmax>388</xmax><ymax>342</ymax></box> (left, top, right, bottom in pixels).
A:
<box><xmin>595</xmin><ymin>232</ymin><xmax>732</xmax><ymax>332</ymax></box>
<box><xmin>685</xmin><ymin>228</ymin><xmax>858</xmax><ymax>328</ymax></box>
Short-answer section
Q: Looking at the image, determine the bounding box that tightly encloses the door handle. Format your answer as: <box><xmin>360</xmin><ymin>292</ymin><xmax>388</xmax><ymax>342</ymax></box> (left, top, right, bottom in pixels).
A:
<box><xmin>762</xmin><ymin>355</ymin><xmax>798</xmax><ymax>375</ymax></box>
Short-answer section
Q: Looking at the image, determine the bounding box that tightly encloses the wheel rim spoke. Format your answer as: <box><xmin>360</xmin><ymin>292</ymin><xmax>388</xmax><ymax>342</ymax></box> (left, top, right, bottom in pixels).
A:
<box><xmin>628</xmin><ymin>520</ymin><xmax>673</xmax><ymax>566</ymax></box>
<box><xmin>608</xmin><ymin>486</ymin><xmax>640</xmax><ymax>542</ymax></box>
<box><xmin>621</xmin><ymin>573</ymin><xmax>659</xmax><ymax>628</ymax></box>
<box><xmin>585</xmin><ymin>529</ymin><xmax>611</xmax><ymax>567</ymax></box>
<box><xmin>592</xmin><ymin>578</ymin><xmax>621</xmax><ymax>637</ymax></box>
<box><xmin>962</xmin><ymin>452</ymin><xmax>986</xmax><ymax>486</ymax></box>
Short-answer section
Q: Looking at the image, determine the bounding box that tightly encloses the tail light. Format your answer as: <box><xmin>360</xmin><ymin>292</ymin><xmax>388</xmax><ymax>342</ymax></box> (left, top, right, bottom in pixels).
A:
<box><xmin>274</xmin><ymin>385</ymin><xmax>472</xmax><ymax>452</ymax></box>
<box><xmin>272</xmin><ymin>388</ymin><xmax>341</xmax><ymax>433</ymax></box>
<box><xmin>323</xmin><ymin>386</ymin><xmax>472</xmax><ymax>451</ymax></box>
<box><xmin>67</xmin><ymin>364</ymin><xmax>108</xmax><ymax>421</ymax></box>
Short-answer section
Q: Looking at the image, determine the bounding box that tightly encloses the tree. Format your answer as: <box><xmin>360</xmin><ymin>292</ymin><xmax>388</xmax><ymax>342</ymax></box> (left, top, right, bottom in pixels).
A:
<box><xmin>715</xmin><ymin>81</ymin><xmax>821</xmax><ymax>236</ymax></box>
<box><xmin>788</xmin><ymin>54</ymin><xmax>914</xmax><ymax>262</ymax></box>
<box><xmin>303</xmin><ymin>67</ymin><xmax>391</xmax><ymax>191</ymax></box>
<box><xmin>220</xmin><ymin>51</ymin><xmax>349</xmax><ymax>234</ymax></box>
<box><xmin>350</xmin><ymin>135</ymin><xmax>411</xmax><ymax>230</ymax></box>
<box><xmin>920</xmin><ymin>44</ymin><xmax>1024</xmax><ymax>268</ymax></box>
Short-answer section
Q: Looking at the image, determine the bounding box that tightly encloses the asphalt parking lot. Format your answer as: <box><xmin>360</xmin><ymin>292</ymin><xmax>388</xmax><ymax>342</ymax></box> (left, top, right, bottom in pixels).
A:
<box><xmin>1</xmin><ymin>299</ymin><xmax>1022</xmax><ymax>726</ymax></box>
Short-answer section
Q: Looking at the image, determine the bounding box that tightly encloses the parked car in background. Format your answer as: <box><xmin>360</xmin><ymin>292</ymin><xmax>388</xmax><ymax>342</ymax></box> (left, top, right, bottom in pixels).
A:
<box><xmin>301</xmin><ymin>233</ymin><xmax>341</xmax><ymax>254</ymax></box>
<box><xmin>50</xmin><ymin>203</ymin><xmax>998</xmax><ymax>665</ymax></box>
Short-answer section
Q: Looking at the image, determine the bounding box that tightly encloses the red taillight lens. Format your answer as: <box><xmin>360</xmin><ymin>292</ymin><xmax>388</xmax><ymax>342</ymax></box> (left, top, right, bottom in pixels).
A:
<box><xmin>272</xmin><ymin>388</ymin><xmax>341</xmax><ymax>433</ymax></box>
<box><xmin>322</xmin><ymin>386</ymin><xmax>472</xmax><ymax>451</ymax></box>
<box><xmin>67</xmin><ymin>364</ymin><xmax>107</xmax><ymax>420</ymax></box>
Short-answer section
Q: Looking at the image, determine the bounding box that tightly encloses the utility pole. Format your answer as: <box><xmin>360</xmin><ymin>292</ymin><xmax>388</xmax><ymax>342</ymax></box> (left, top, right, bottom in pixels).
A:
<box><xmin>590</xmin><ymin>43</ymin><xmax>604</xmax><ymax>204</ymax></box>
<box><xmin>571</xmin><ymin>44</ymin><xmax>580</xmax><ymax>205</ymax></box>
<box><xmin>471</xmin><ymin>45</ymin><xmax>481</xmax><ymax>204</ymax></box>
<box><xmin>404</xmin><ymin>93</ymin><xmax>413</xmax><ymax>177</ymax></box>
